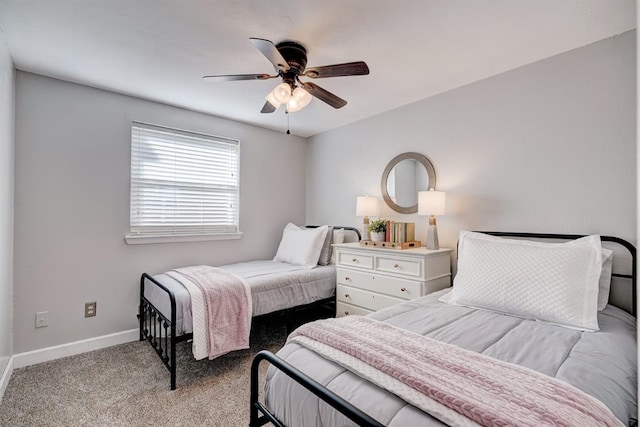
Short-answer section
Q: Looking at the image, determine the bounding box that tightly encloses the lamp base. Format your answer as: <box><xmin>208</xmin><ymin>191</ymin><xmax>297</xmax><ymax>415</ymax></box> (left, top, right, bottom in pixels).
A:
<box><xmin>362</xmin><ymin>216</ymin><xmax>370</xmax><ymax>241</ymax></box>
<box><xmin>426</xmin><ymin>216</ymin><xmax>439</xmax><ymax>250</ymax></box>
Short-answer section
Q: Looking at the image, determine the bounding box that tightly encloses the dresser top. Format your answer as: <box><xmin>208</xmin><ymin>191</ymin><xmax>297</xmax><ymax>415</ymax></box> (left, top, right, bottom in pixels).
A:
<box><xmin>333</xmin><ymin>242</ymin><xmax>452</xmax><ymax>256</ymax></box>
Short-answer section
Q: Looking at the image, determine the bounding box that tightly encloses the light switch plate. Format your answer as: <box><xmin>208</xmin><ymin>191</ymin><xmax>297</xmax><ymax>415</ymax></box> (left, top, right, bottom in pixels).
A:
<box><xmin>35</xmin><ymin>311</ymin><xmax>48</xmax><ymax>328</ymax></box>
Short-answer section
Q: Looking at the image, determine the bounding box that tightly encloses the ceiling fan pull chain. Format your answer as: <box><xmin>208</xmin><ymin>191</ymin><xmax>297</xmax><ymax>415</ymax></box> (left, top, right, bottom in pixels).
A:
<box><xmin>286</xmin><ymin>111</ymin><xmax>290</xmax><ymax>135</ymax></box>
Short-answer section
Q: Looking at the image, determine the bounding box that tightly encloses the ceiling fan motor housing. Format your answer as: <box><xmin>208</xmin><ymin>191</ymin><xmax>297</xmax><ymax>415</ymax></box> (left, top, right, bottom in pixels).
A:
<box><xmin>276</xmin><ymin>41</ymin><xmax>308</xmax><ymax>75</ymax></box>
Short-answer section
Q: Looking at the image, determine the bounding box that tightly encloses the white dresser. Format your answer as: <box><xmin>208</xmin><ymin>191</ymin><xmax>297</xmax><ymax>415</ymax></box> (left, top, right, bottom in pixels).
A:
<box><xmin>333</xmin><ymin>242</ymin><xmax>452</xmax><ymax>317</ymax></box>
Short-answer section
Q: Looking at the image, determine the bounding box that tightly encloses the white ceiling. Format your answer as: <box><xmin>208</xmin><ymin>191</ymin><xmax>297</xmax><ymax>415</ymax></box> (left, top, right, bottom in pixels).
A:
<box><xmin>0</xmin><ymin>0</ymin><xmax>635</xmax><ymax>137</ymax></box>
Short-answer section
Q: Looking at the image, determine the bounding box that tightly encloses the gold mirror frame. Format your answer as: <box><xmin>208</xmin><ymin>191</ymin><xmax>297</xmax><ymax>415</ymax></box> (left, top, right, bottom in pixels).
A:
<box><xmin>380</xmin><ymin>152</ymin><xmax>437</xmax><ymax>214</ymax></box>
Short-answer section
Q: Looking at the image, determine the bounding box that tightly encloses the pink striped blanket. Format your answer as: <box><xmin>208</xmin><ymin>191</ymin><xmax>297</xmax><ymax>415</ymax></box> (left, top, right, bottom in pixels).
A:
<box><xmin>289</xmin><ymin>316</ymin><xmax>623</xmax><ymax>427</ymax></box>
<box><xmin>167</xmin><ymin>266</ymin><xmax>251</xmax><ymax>360</ymax></box>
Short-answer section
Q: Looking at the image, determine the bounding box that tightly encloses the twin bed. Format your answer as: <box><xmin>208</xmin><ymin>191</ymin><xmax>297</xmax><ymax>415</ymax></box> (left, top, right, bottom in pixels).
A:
<box><xmin>138</xmin><ymin>225</ymin><xmax>361</xmax><ymax>389</ymax></box>
<box><xmin>251</xmin><ymin>232</ymin><xmax>637</xmax><ymax>427</ymax></box>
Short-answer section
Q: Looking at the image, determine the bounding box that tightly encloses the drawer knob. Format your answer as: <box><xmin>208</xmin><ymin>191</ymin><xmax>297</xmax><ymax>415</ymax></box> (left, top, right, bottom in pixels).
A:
<box><xmin>345</xmin><ymin>276</ymin><xmax>351</xmax><ymax>281</ymax></box>
<box><xmin>344</xmin><ymin>293</ymin><xmax>350</xmax><ymax>298</ymax></box>
<box><xmin>345</xmin><ymin>311</ymin><xmax>350</xmax><ymax>315</ymax></box>
<box><xmin>394</xmin><ymin>264</ymin><xmax>400</xmax><ymax>268</ymax></box>
<box><xmin>400</xmin><ymin>287</ymin><xmax>407</xmax><ymax>292</ymax></box>
<box><xmin>352</xmin><ymin>258</ymin><xmax>358</xmax><ymax>262</ymax></box>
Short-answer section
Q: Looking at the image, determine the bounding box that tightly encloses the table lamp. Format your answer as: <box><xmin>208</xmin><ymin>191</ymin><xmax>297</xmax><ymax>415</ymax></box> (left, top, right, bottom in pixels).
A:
<box><xmin>356</xmin><ymin>196</ymin><xmax>379</xmax><ymax>241</ymax></box>
<box><xmin>418</xmin><ymin>190</ymin><xmax>446</xmax><ymax>250</ymax></box>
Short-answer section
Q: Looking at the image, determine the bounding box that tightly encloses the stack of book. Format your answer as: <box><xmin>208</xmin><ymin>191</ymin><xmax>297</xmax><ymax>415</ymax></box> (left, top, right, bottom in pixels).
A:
<box><xmin>385</xmin><ymin>221</ymin><xmax>415</xmax><ymax>244</ymax></box>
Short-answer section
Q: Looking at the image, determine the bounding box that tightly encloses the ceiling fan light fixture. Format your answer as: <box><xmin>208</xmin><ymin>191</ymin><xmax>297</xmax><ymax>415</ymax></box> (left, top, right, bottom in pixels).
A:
<box><xmin>286</xmin><ymin>87</ymin><xmax>312</xmax><ymax>113</ymax></box>
<box><xmin>265</xmin><ymin>91</ymin><xmax>282</xmax><ymax>109</ymax></box>
<box><xmin>272</xmin><ymin>83</ymin><xmax>292</xmax><ymax>104</ymax></box>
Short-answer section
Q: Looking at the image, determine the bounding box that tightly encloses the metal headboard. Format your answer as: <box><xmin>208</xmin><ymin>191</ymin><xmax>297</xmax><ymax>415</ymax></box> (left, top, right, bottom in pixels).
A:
<box><xmin>474</xmin><ymin>232</ymin><xmax>637</xmax><ymax>316</ymax></box>
<box><xmin>305</xmin><ymin>225</ymin><xmax>362</xmax><ymax>241</ymax></box>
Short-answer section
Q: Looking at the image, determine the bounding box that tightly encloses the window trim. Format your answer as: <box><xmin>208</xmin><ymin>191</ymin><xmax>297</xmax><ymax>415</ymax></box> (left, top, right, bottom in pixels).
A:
<box><xmin>124</xmin><ymin>232</ymin><xmax>243</xmax><ymax>245</ymax></box>
<box><xmin>126</xmin><ymin>121</ymin><xmax>241</xmax><ymax>244</ymax></box>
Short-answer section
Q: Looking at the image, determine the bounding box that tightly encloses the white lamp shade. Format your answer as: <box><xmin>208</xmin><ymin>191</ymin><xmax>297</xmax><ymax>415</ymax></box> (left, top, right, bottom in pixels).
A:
<box><xmin>272</xmin><ymin>83</ymin><xmax>292</xmax><ymax>103</ymax></box>
<box><xmin>287</xmin><ymin>87</ymin><xmax>312</xmax><ymax>113</ymax></box>
<box><xmin>356</xmin><ymin>196</ymin><xmax>379</xmax><ymax>217</ymax></box>
<box><xmin>418</xmin><ymin>190</ymin><xmax>446</xmax><ymax>216</ymax></box>
<box><xmin>265</xmin><ymin>91</ymin><xmax>282</xmax><ymax>109</ymax></box>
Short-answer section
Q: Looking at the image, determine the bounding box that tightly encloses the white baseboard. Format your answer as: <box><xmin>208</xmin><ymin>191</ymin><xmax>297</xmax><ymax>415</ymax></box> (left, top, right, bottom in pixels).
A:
<box><xmin>0</xmin><ymin>356</ymin><xmax>13</xmax><ymax>402</ymax></box>
<box><xmin>13</xmin><ymin>329</ymin><xmax>139</xmax><ymax>369</ymax></box>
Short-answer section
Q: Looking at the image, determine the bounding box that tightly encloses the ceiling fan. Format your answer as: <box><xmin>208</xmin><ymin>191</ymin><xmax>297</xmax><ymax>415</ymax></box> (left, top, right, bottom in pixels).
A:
<box><xmin>203</xmin><ymin>38</ymin><xmax>369</xmax><ymax>114</ymax></box>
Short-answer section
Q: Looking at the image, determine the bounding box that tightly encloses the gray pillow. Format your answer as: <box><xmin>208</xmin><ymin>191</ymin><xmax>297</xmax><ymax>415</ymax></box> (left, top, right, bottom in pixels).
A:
<box><xmin>317</xmin><ymin>226</ymin><xmax>334</xmax><ymax>266</ymax></box>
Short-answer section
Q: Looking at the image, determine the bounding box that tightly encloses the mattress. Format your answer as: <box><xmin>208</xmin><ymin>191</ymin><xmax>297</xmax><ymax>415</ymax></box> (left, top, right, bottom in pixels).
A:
<box><xmin>264</xmin><ymin>289</ymin><xmax>637</xmax><ymax>426</ymax></box>
<box><xmin>144</xmin><ymin>260</ymin><xmax>336</xmax><ymax>335</ymax></box>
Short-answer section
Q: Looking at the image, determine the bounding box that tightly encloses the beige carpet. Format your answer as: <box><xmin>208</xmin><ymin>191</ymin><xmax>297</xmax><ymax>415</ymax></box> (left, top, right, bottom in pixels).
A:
<box><xmin>0</xmin><ymin>319</ymin><xmax>297</xmax><ymax>426</ymax></box>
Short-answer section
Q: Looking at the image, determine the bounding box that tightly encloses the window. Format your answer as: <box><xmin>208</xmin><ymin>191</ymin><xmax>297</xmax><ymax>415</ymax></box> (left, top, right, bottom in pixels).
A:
<box><xmin>126</xmin><ymin>122</ymin><xmax>241</xmax><ymax>244</ymax></box>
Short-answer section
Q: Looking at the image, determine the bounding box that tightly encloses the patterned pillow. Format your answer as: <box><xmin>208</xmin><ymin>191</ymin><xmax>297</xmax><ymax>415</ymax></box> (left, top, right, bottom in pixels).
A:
<box><xmin>330</xmin><ymin>229</ymin><xmax>345</xmax><ymax>264</ymax></box>
<box><xmin>597</xmin><ymin>248</ymin><xmax>613</xmax><ymax>311</ymax></box>
<box><xmin>317</xmin><ymin>226</ymin><xmax>334</xmax><ymax>266</ymax></box>
<box><xmin>441</xmin><ymin>231</ymin><xmax>602</xmax><ymax>331</ymax></box>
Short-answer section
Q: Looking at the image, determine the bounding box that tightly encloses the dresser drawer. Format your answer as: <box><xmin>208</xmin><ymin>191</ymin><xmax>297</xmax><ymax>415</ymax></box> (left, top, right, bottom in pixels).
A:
<box><xmin>337</xmin><ymin>251</ymin><xmax>374</xmax><ymax>269</ymax></box>
<box><xmin>336</xmin><ymin>301</ymin><xmax>373</xmax><ymax>318</ymax></box>
<box><xmin>336</xmin><ymin>269</ymin><xmax>422</xmax><ymax>300</ymax></box>
<box><xmin>375</xmin><ymin>255</ymin><xmax>423</xmax><ymax>277</ymax></box>
<box><xmin>337</xmin><ymin>285</ymin><xmax>404</xmax><ymax>312</ymax></box>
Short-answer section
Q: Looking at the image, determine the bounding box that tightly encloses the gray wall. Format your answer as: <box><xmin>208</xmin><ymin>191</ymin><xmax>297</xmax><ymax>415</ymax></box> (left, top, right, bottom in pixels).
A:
<box><xmin>307</xmin><ymin>31</ymin><xmax>636</xmax><ymax>254</ymax></box>
<box><xmin>13</xmin><ymin>73</ymin><xmax>307</xmax><ymax>353</ymax></box>
<box><xmin>0</xmin><ymin>31</ymin><xmax>14</xmax><ymax>374</ymax></box>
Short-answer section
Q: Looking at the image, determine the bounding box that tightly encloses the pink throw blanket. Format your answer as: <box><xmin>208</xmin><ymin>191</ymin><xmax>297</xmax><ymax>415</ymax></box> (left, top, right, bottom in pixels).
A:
<box><xmin>168</xmin><ymin>266</ymin><xmax>251</xmax><ymax>360</ymax></box>
<box><xmin>289</xmin><ymin>316</ymin><xmax>623</xmax><ymax>427</ymax></box>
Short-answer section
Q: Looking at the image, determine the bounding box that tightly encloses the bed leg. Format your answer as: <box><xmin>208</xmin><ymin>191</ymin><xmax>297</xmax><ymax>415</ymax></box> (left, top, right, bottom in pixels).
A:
<box><xmin>285</xmin><ymin>309</ymin><xmax>294</xmax><ymax>334</ymax></box>
<box><xmin>170</xmin><ymin>356</ymin><xmax>176</xmax><ymax>389</ymax></box>
<box><xmin>139</xmin><ymin>275</ymin><xmax>145</xmax><ymax>341</ymax></box>
<box><xmin>249</xmin><ymin>352</ymin><xmax>260</xmax><ymax>426</ymax></box>
<box><xmin>170</xmin><ymin>319</ymin><xmax>177</xmax><ymax>390</ymax></box>
<box><xmin>138</xmin><ymin>311</ymin><xmax>144</xmax><ymax>341</ymax></box>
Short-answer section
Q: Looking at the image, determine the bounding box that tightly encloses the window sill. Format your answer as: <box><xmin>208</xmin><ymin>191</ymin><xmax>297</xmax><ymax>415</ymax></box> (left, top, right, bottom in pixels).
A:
<box><xmin>124</xmin><ymin>232</ymin><xmax>243</xmax><ymax>245</ymax></box>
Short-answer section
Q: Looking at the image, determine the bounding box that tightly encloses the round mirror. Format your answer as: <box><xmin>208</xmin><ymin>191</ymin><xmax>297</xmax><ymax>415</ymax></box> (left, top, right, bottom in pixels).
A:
<box><xmin>381</xmin><ymin>152</ymin><xmax>437</xmax><ymax>214</ymax></box>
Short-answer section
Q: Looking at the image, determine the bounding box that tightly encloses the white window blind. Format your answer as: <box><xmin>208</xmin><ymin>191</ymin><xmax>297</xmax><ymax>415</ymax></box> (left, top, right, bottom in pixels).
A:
<box><xmin>129</xmin><ymin>122</ymin><xmax>240</xmax><ymax>239</ymax></box>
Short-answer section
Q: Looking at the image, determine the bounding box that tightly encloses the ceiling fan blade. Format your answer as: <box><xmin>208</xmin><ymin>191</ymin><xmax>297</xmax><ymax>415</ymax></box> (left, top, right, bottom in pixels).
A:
<box><xmin>202</xmin><ymin>73</ymin><xmax>275</xmax><ymax>82</ymax></box>
<box><xmin>301</xmin><ymin>82</ymin><xmax>347</xmax><ymax>109</ymax></box>
<box><xmin>260</xmin><ymin>100</ymin><xmax>277</xmax><ymax>114</ymax></box>
<box><xmin>249</xmin><ymin>38</ymin><xmax>290</xmax><ymax>72</ymax></box>
<box><xmin>303</xmin><ymin>61</ymin><xmax>369</xmax><ymax>79</ymax></box>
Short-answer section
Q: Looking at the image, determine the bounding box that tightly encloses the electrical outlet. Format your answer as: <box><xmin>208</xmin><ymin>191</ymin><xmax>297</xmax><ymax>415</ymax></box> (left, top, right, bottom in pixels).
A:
<box><xmin>35</xmin><ymin>311</ymin><xmax>48</xmax><ymax>328</ymax></box>
<box><xmin>85</xmin><ymin>302</ymin><xmax>97</xmax><ymax>318</ymax></box>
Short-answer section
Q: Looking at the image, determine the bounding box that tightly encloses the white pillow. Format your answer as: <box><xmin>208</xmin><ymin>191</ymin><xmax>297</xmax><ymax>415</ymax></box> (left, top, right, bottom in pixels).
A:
<box><xmin>440</xmin><ymin>231</ymin><xmax>602</xmax><ymax>331</ymax></box>
<box><xmin>329</xmin><ymin>228</ymin><xmax>346</xmax><ymax>264</ymax></box>
<box><xmin>274</xmin><ymin>224</ymin><xmax>328</xmax><ymax>269</ymax></box>
<box><xmin>597</xmin><ymin>248</ymin><xmax>614</xmax><ymax>311</ymax></box>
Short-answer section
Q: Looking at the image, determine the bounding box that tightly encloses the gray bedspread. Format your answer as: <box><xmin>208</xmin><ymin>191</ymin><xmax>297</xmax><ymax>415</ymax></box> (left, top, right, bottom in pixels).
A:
<box><xmin>144</xmin><ymin>260</ymin><xmax>336</xmax><ymax>335</ymax></box>
<box><xmin>264</xmin><ymin>290</ymin><xmax>637</xmax><ymax>426</ymax></box>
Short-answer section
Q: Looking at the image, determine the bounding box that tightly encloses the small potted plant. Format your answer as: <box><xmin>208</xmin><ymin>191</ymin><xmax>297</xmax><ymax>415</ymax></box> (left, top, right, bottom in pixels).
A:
<box><xmin>368</xmin><ymin>219</ymin><xmax>386</xmax><ymax>242</ymax></box>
